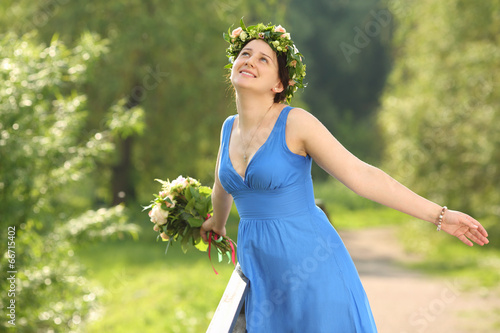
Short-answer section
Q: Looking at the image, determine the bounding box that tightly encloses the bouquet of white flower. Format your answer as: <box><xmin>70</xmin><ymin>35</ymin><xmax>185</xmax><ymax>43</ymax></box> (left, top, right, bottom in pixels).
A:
<box><xmin>144</xmin><ymin>176</ymin><xmax>236</xmax><ymax>273</ymax></box>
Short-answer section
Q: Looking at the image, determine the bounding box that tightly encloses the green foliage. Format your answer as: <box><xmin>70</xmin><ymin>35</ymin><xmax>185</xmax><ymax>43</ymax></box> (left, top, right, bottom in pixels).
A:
<box><xmin>0</xmin><ymin>31</ymin><xmax>108</xmax><ymax>229</ymax></box>
<box><xmin>0</xmin><ymin>0</ymin><xmax>400</xmax><ymax>202</ymax></box>
<box><xmin>378</xmin><ymin>0</ymin><xmax>500</xmax><ymax>217</ymax></box>
<box><xmin>0</xmin><ymin>0</ymin><xmax>393</xmax><ymax>196</ymax></box>
<box><xmin>0</xmin><ymin>32</ymin><xmax>139</xmax><ymax>332</ymax></box>
<box><xmin>106</xmin><ymin>99</ymin><xmax>145</xmax><ymax>139</ymax></box>
<box><xmin>0</xmin><ymin>0</ymin><xmax>294</xmax><ymax>204</ymax></box>
<box><xmin>286</xmin><ymin>0</ymin><xmax>393</xmax><ymax>170</ymax></box>
<box><xmin>2</xmin><ymin>221</ymin><xmax>100</xmax><ymax>332</ymax></box>
<box><xmin>62</xmin><ymin>205</ymin><xmax>140</xmax><ymax>243</ymax></box>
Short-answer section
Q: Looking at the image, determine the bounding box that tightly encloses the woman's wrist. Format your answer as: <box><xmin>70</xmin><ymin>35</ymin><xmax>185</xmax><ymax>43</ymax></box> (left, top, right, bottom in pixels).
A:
<box><xmin>212</xmin><ymin>217</ymin><xmax>226</xmax><ymax>231</ymax></box>
<box><xmin>422</xmin><ymin>203</ymin><xmax>445</xmax><ymax>225</ymax></box>
<box><xmin>435</xmin><ymin>206</ymin><xmax>448</xmax><ymax>231</ymax></box>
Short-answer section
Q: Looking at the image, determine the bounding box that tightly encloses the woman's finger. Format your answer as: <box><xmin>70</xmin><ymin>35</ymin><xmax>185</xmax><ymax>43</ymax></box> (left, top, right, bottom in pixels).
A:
<box><xmin>465</xmin><ymin>231</ymin><xmax>485</xmax><ymax>246</ymax></box>
<box><xmin>473</xmin><ymin>221</ymin><xmax>489</xmax><ymax>238</ymax></box>
<box><xmin>458</xmin><ymin>234</ymin><xmax>473</xmax><ymax>247</ymax></box>
<box><xmin>470</xmin><ymin>228</ymin><xmax>489</xmax><ymax>245</ymax></box>
<box><xmin>200</xmin><ymin>224</ymin><xmax>209</xmax><ymax>243</ymax></box>
<box><xmin>463</xmin><ymin>214</ymin><xmax>489</xmax><ymax>238</ymax></box>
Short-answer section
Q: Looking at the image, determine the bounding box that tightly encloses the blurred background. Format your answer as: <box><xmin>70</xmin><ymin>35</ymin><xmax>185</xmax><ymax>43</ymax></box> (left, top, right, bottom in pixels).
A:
<box><xmin>0</xmin><ymin>0</ymin><xmax>498</xmax><ymax>332</ymax></box>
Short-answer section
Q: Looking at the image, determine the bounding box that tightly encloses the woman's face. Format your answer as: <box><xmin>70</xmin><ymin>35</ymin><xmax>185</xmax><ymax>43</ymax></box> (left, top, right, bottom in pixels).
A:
<box><xmin>230</xmin><ymin>39</ymin><xmax>283</xmax><ymax>97</ymax></box>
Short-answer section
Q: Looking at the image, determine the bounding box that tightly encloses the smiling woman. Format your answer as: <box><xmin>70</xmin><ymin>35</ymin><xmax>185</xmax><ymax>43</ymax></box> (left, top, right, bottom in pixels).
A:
<box><xmin>223</xmin><ymin>21</ymin><xmax>306</xmax><ymax>105</ymax></box>
<box><xmin>199</xmin><ymin>20</ymin><xmax>489</xmax><ymax>332</ymax></box>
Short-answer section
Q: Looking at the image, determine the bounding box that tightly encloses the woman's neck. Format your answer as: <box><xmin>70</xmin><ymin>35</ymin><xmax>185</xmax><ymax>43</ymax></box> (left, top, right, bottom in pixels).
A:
<box><xmin>235</xmin><ymin>94</ymin><xmax>277</xmax><ymax>131</ymax></box>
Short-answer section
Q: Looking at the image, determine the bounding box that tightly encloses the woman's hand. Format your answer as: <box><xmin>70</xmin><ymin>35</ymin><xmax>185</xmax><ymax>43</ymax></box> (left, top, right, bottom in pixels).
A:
<box><xmin>200</xmin><ymin>216</ymin><xmax>227</xmax><ymax>243</ymax></box>
<box><xmin>440</xmin><ymin>210</ymin><xmax>489</xmax><ymax>246</ymax></box>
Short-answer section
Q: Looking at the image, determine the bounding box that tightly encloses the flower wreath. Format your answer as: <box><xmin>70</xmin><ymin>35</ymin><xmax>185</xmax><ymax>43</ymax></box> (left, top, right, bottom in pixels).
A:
<box><xmin>223</xmin><ymin>19</ymin><xmax>306</xmax><ymax>104</ymax></box>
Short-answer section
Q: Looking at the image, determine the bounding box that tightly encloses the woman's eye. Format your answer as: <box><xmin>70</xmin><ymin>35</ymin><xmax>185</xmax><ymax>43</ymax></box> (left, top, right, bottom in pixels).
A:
<box><xmin>241</xmin><ymin>52</ymin><xmax>250</xmax><ymax>56</ymax></box>
<box><xmin>260</xmin><ymin>57</ymin><xmax>268</xmax><ymax>63</ymax></box>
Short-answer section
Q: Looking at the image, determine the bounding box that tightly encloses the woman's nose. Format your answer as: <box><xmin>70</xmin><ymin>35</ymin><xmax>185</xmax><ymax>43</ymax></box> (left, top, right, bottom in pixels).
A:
<box><xmin>245</xmin><ymin>56</ymin><xmax>255</xmax><ymax>67</ymax></box>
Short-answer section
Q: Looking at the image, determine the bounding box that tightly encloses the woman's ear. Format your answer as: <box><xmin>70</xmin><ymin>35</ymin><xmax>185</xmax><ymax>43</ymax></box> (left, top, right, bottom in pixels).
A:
<box><xmin>272</xmin><ymin>82</ymin><xmax>284</xmax><ymax>93</ymax></box>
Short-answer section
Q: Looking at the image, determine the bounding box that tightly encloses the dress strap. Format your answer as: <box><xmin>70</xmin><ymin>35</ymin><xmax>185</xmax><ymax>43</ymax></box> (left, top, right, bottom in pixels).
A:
<box><xmin>275</xmin><ymin>106</ymin><xmax>293</xmax><ymax>143</ymax></box>
<box><xmin>219</xmin><ymin>115</ymin><xmax>236</xmax><ymax>173</ymax></box>
<box><xmin>274</xmin><ymin>105</ymin><xmax>292</xmax><ymax>127</ymax></box>
<box><xmin>221</xmin><ymin>115</ymin><xmax>236</xmax><ymax>150</ymax></box>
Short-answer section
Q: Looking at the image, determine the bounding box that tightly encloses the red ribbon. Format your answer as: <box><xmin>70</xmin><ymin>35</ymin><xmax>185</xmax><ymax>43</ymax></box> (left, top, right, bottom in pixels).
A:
<box><xmin>229</xmin><ymin>239</ymin><xmax>236</xmax><ymax>265</ymax></box>
<box><xmin>208</xmin><ymin>231</ymin><xmax>218</xmax><ymax>275</ymax></box>
<box><xmin>206</xmin><ymin>213</ymin><xmax>237</xmax><ymax>275</ymax></box>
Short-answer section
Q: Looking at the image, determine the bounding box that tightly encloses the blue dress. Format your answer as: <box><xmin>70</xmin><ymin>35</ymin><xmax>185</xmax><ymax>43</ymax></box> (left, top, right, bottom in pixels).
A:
<box><xmin>218</xmin><ymin>106</ymin><xmax>377</xmax><ymax>332</ymax></box>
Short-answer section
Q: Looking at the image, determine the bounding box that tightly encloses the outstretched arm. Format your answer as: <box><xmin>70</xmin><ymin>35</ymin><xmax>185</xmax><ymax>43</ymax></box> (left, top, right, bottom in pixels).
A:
<box><xmin>286</xmin><ymin>108</ymin><xmax>489</xmax><ymax>246</ymax></box>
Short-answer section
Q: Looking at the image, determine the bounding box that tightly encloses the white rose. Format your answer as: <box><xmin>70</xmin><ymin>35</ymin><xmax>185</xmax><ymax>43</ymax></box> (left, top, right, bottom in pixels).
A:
<box><xmin>150</xmin><ymin>203</ymin><xmax>169</xmax><ymax>225</ymax></box>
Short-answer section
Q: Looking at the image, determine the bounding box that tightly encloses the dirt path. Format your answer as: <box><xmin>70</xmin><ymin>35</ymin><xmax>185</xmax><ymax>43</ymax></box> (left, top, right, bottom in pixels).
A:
<box><xmin>339</xmin><ymin>227</ymin><xmax>500</xmax><ymax>333</ymax></box>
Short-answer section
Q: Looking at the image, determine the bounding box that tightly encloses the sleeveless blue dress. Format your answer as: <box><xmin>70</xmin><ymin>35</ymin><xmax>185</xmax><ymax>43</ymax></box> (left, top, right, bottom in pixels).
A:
<box><xmin>218</xmin><ymin>106</ymin><xmax>377</xmax><ymax>332</ymax></box>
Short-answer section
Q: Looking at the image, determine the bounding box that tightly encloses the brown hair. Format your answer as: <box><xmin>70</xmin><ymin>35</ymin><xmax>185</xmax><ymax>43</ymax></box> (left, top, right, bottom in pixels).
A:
<box><xmin>274</xmin><ymin>52</ymin><xmax>290</xmax><ymax>103</ymax></box>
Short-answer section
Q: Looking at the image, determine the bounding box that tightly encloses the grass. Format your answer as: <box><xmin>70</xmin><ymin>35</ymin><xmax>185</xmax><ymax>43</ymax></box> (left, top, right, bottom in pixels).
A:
<box><xmin>75</xmin><ymin>179</ymin><xmax>499</xmax><ymax>332</ymax></box>
<box><xmin>77</xmin><ymin>243</ymin><xmax>232</xmax><ymax>332</ymax></box>
<box><xmin>75</xmin><ymin>208</ymin><xmax>240</xmax><ymax>333</ymax></box>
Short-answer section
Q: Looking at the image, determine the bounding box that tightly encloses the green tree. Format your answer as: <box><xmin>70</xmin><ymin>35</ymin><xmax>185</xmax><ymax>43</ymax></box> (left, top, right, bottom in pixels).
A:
<box><xmin>378</xmin><ymin>0</ymin><xmax>500</xmax><ymax>216</ymax></box>
<box><xmin>0</xmin><ymin>32</ymin><xmax>138</xmax><ymax>332</ymax></box>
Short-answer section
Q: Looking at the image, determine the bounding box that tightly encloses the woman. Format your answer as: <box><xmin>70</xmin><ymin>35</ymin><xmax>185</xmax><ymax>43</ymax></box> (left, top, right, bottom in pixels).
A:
<box><xmin>200</xmin><ymin>21</ymin><xmax>489</xmax><ymax>332</ymax></box>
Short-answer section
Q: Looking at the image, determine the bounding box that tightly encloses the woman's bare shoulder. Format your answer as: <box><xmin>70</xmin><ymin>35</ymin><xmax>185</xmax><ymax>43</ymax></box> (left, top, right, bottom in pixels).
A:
<box><xmin>287</xmin><ymin>107</ymin><xmax>325</xmax><ymax>134</ymax></box>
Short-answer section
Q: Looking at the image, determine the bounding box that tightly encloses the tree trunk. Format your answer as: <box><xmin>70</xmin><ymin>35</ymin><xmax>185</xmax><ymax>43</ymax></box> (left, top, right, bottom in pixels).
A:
<box><xmin>110</xmin><ymin>86</ymin><xmax>141</xmax><ymax>205</ymax></box>
<box><xmin>111</xmin><ymin>135</ymin><xmax>136</xmax><ymax>205</ymax></box>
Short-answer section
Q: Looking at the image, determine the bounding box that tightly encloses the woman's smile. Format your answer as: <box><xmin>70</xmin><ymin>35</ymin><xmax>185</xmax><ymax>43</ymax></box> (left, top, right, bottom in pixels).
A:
<box><xmin>240</xmin><ymin>70</ymin><xmax>257</xmax><ymax>78</ymax></box>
